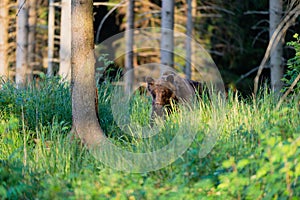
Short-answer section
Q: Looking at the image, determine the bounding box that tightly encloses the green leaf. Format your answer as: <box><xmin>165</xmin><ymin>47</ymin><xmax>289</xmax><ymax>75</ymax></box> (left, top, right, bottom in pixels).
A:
<box><xmin>256</xmin><ymin>166</ymin><xmax>268</xmax><ymax>178</ymax></box>
<box><xmin>237</xmin><ymin>159</ymin><xmax>250</xmax><ymax>170</ymax></box>
<box><xmin>293</xmin><ymin>33</ymin><xmax>299</xmax><ymax>39</ymax></box>
<box><xmin>222</xmin><ymin>157</ymin><xmax>235</xmax><ymax>168</ymax></box>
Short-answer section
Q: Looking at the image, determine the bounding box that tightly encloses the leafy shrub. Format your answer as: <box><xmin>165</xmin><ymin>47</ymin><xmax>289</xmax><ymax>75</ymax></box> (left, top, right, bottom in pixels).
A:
<box><xmin>282</xmin><ymin>33</ymin><xmax>300</xmax><ymax>93</ymax></box>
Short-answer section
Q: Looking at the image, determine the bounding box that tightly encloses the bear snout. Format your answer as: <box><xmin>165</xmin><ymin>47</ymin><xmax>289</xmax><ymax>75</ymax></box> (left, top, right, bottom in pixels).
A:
<box><xmin>153</xmin><ymin>95</ymin><xmax>167</xmax><ymax>106</ymax></box>
<box><xmin>152</xmin><ymin>104</ymin><xmax>164</xmax><ymax>117</ymax></box>
<box><xmin>154</xmin><ymin>102</ymin><xmax>164</xmax><ymax>106</ymax></box>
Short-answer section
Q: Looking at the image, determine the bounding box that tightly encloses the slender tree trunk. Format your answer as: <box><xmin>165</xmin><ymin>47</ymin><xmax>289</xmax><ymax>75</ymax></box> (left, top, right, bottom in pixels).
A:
<box><xmin>59</xmin><ymin>0</ymin><xmax>71</xmax><ymax>81</ymax></box>
<box><xmin>185</xmin><ymin>0</ymin><xmax>192</xmax><ymax>79</ymax></box>
<box><xmin>0</xmin><ymin>0</ymin><xmax>9</xmax><ymax>80</ymax></box>
<box><xmin>191</xmin><ymin>0</ymin><xmax>197</xmax><ymax>79</ymax></box>
<box><xmin>160</xmin><ymin>0</ymin><xmax>174</xmax><ymax>70</ymax></box>
<box><xmin>270</xmin><ymin>0</ymin><xmax>283</xmax><ymax>93</ymax></box>
<box><xmin>27</xmin><ymin>0</ymin><xmax>37</xmax><ymax>80</ymax></box>
<box><xmin>124</xmin><ymin>0</ymin><xmax>134</xmax><ymax>94</ymax></box>
<box><xmin>16</xmin><ymin>0</ymin><xmax>28</xmax><ymax>87</ymax></box>
<box><xmin>47</xmin><ymin>0</ymin><xmax>55</xmax><ymax>76</ymax></box>
<box><xmin>71</xmin><ymin>0</ymin><xmax>105</xmax><ymax>145</ymax></box>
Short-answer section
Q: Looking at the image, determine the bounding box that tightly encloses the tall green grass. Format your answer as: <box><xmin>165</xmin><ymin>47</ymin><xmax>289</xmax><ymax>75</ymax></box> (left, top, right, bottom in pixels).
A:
<box><xmin>0</xmin><ymin>76</ymin><xmax>71</xmax><ymax>130</ymax></box>
<box><xmin>0</xmin><ymin>77</ymin><xmax>299</xmax><ymax>199</ymax></box>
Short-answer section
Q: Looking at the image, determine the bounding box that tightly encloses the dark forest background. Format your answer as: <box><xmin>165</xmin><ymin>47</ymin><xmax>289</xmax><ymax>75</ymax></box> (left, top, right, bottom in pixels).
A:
<box><xmin>93</xmin><ymin>0</ymin><xmax>299</xmax><ymax>95</ymax></box>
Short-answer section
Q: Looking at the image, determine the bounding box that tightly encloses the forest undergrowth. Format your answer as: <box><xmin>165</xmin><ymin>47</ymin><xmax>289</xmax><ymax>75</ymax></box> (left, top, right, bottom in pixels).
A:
<box><xmin>0</xmin><ymin>75</ymin><xmax>299</xmax><ymax>199</ymax></box>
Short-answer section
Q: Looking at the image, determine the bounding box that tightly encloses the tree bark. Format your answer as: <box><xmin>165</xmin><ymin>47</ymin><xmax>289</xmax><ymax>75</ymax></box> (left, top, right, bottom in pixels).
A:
<box><xmin>269</xmin><ymin>0</ymin><xmax>283</xmax><ymax>93</ymax></box>
<box><xmin>185</xmin><ymin>0</ymin><xmax>192</xmax><ymax>79</ymax></box>
<box><xmin>71</xmin><ymin>0</ymin><xmax>105</xmax><ymax>146</ymax></box>
<box><xmin>0</xmin><ymin>0</ymin><xmax>9</xmax><ymax>80</ymax></box>
<box><xmin>124</xmin><ymin>0</ymin><xmax>134</xmax><ymax>94</ymax></box>
<box><xmin>47</xmin><ymin>0</ymin><xmax>55</xmax><ymax>76</ymax></box>
<box><xmin>16</xmin><ymin>0</ymin><xmax>28</xmax><ymax>87</ymax></box>
<box><xmin>160</xmin><ymin>0</ymin><xmax>174</xmax><ymax>69</ymax></box>
<box><xmin>27</xmin><ymin>0</ymin><xmax>37</xmax><ymax>80</ymax></box>
<box><xmin>191</xmin><ymin>0</ymin><xmax>197</xmax><ymax>79</ymax></box>
<box><xmin>59</xmin><ymin>0</ymin><xmax>71</xmax><ymax>81</ymax></box>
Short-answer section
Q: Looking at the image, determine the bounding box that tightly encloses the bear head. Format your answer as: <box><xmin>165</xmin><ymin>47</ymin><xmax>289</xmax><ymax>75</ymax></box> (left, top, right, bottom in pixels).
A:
<box><xmin>146</xmin><ymin>75</ymin><xmax>178</xmax><ymax>120</ymax></box>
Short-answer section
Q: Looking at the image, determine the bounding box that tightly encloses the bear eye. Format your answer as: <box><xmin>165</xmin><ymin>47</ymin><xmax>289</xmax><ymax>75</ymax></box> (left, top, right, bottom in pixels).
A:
<box><xmin>152</xmin><ymin>92</ymin><xmax>156</xmax><ymax>98</ymax></box>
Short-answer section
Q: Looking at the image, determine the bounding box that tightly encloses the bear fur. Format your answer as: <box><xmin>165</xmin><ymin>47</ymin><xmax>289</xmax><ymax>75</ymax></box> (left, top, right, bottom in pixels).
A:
<box><xmin>146</xmin><ymin>72</ymin><xmax>203</xmax><ymax>124</ymax></box>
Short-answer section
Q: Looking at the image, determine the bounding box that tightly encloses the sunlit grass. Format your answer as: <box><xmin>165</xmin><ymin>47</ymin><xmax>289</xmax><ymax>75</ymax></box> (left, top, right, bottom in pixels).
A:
<box><xmin>0</xmin><ymin>77</ymin><xmax>299</xmax><ymax>199</ymax></box>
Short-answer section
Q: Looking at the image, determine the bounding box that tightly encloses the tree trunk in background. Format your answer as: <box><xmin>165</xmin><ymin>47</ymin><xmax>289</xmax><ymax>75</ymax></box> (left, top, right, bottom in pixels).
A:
<box><xmin>185</xmin><ymin>0</ymin><xmax>192</xmax><ymax>79</ymax></box>
<box><xmin>124</xmin><ymin>0</ymin><xmax>134</xmax><ymax>94</ymax></box>
<box><xmin>0</xmin><ymin>0</ymin><xmax>9</xmax><ymax>80</ymax></box>
<box><xmin>47</xmin><ymin>0</ymin><xmax>55</xmax><ymax>76</ymax></box>
<box><xmin>270</xmin><ymin>0</ymin><xmax>283</xmax><ymax>93</ymax></box>
<box><xmin>16</xmin><ymin>0</ymin><xmax>28</xmax><ymax>87</ymax></box>
<box><xmin>191</xmin><ymin>0</ymin><xmax>197</xmax><ymax>79</ymax></box>
<box><xmin>27</xmin><ymin>0</ymin><xmax>37</xmax><ymax>80</ymax></box>
<box><xmin>160</xmin><ymin>0</ymin><xmax>174</xmax><ymax>70</ymax></box>
<box><xmin>71</xmin><ymin>0</ymin><xmax>105</xmax><ymax>145</ymax></box>
<box><xmin>59</xmin><ymin>0</ymin><xmax>71</xmax><ymax>81</ymax></box>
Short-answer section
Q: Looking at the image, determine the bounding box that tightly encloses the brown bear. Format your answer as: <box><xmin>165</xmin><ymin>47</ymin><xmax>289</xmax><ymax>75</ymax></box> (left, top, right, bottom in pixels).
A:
<box><xmin>146</xmin><ymin>72</ymin><xmax>203</xmax><ymax>124</ymax></box>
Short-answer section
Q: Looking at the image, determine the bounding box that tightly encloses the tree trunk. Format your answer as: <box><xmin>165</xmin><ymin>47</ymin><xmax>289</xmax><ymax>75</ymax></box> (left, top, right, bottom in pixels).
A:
<box><xmin>71</xmin><ymin>0</ymin><xmax>105</xmax><ymax>146</ymax></box>
<box><xmin>59</xmin><ymin>0</ymin><xmax>71</xmax><ymax>81</ymax></box>
<box><xmin>185</xmin><ymin>0</ymin><xmax>192</xmax><ymax>79</ymax></box>
<box><xmin>47</xmin><ymin>0</ymin><xmax>55</xmax><ymax>76</ymax></box>
<box><xmin>0</xmin><ymin>0</ymin><xmax>9</xmax><ymax>80</ymax></box>
<box><xmin>269</xmin><ymin>0</ymin><xmax>283</xmax><ymax>93</ymax></box>
<box><xmin>191</xmin><ymin>0</ymin><xmax>197</xmax><ymax>79</ymax></box>
<box><xmin>27</xmin><ymin>0</ymin><xmax>37</xmax><ymax>80</ymax></box>
<box><xmin>16</xmin><ymin>0</ymin><xmax>28</xmax><ymax>87</ymax></box>
<box><xmin>124</xmin><ymin>0</ymin><xmax>134</xmax><ymax>94</ymax></box>
<box><xmin>160</xmin><ymin>0</ymin><xmax>174</xmax><ymax>70</ymax></box>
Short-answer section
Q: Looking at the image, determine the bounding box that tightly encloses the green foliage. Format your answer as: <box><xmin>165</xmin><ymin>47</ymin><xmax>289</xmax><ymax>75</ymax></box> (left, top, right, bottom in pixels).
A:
<box><xmin>0</xmin><ymin>78</ymin><xmax>299</xmax><ymax>199</ymax></box>
<box><xmin>95</xmin><ymin>54</ymin><xmax>118</xmax><ymax>84</ymax></box>
<box><xmin>282</xmin><ymin>33</ymin><xmax>300</xmax><ymax>93</ymax></box>
<box><xmin>0</xmin><ymin>75</ymin><xmax>72</xmax><ymax>130</ymax></box>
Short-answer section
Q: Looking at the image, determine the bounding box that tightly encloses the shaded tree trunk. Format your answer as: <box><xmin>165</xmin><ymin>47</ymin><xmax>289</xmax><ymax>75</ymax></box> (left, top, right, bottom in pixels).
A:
<box><xmin>270</xmin><ymin>0</ymin><xmax>283</xmax><ymax>93</ymax></box>
<box><xmin>27</xmin><ymin>0</ymin><xmax>37</xmax><ymax>80</ymax></box>
<box><xmin>71</xmin><ymin>0</ymin><xmax>105</xmax><ymax>146</ymax></box>
<box><xmin>16</xmin><ymin>0</ymin><xmax>28</xmax><ymax>87</ymax></box>
<box><xmin>124</xmin><ymin>0</ymin><xmax>134</xmax><ymax>94</ymax></box>
<box><xmin>0</xmin><ymin>0</ymin><xmax>9</xmax><ymax>80</ymax></box>
<box><xmin>185</xmin><ymin>0</ymin><xmax>192</xmax><ymax>79</ymax></box>
<box><xmin>47</xmin><ymin>0</ymin><xmax>55</xmax><ymax>76</ymax></box>
<box><xmin>160</xmin><ymin>0</ymin><xmax>174</xmax><ymax>70</ymax></box>
<box><xmin>59</xmin><ymin>0</ymin><xmax>71</xmax><ymax>81</ymax></box>
<box><xmin>191</xmin><ymin>0</ymin><xmax>197</xmax><ymax>79</ymax></box>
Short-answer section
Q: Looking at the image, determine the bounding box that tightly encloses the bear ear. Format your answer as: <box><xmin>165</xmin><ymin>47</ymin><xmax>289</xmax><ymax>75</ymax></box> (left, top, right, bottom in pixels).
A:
<box><xmin>146</xmin><ymin>76</ymin><xmax>154</xmax><ymax>84</ymax></box>
<box><xmin>166</xmin><ymin>74</ymin><xmax>174</xmax><ymax>84</ymax></box>
<box><xmin>162</xmin><ymin>70</ymin><xmax>175</xmax><ymax>76</ymax></box>
<box><xmin>146</xmin><ymin>77</ymin><xmax>155</xmax><ymax>90</ymax></box>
